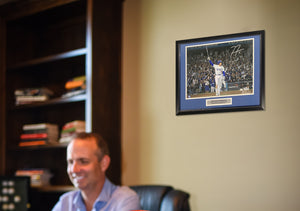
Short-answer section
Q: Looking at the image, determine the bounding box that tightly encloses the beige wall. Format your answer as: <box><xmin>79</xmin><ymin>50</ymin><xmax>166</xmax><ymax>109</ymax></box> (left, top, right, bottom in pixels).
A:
<box><xmin>122</xmin><ymin>0</ymin><xmax>300</xmax><ymax>210</ymax></box>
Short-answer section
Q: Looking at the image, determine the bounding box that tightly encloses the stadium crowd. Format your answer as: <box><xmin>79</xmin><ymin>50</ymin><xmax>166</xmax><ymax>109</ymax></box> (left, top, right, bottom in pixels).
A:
<box><xmin>186</xmin><ymin>43</ymin><xmax>253</xmax><ymax>96</ymax></box>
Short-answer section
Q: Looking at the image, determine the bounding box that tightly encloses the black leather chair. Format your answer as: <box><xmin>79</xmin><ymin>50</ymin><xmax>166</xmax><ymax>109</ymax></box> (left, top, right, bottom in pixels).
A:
<box><xmin>130</xmin><ymin>185</ymin><xmax>190</xmax><ymax>211</ymax></box>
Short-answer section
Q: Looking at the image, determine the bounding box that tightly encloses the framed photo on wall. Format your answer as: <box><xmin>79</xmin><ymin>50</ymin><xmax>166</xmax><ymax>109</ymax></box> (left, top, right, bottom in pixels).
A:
<box><xmin>176</xmin><ymin>30</ymin><xmax>265</xmax><ymax>115</ymax></box>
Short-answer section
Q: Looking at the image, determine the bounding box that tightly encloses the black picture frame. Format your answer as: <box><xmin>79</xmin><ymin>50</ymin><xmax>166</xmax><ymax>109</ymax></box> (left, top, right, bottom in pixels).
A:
<box><xmin>176</xmin><ymin>30</ymin><xmax>265</xmax><ymax>115</ymax></box>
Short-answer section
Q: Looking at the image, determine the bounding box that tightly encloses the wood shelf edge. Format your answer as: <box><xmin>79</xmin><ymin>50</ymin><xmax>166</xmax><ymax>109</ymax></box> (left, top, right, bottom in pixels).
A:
<box><xmin>32</xmin><ymin>185</ymin><xmax>76</xmax><ymax>193</ymax></box>
<box><xmin>7</xmin><ymin>48</ymin><xmax>87</xmax><ymax>70</ymax></box>
<box><xmin>9</xmin><ymin>94</ymin><xmax>86</xmax><ymax>111</ymax></box>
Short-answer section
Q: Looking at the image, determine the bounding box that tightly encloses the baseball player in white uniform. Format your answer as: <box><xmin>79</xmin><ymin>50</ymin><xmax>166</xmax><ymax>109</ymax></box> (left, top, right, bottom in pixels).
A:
<box><xmin>208</xmin><ymin>57</ymin><xmax>224</xmax><ymax>96</ymax></box>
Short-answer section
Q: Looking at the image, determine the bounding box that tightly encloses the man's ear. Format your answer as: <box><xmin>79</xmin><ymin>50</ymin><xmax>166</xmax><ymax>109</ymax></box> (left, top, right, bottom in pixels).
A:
<box><xmin>100</xmin><ymin>155</ymin><xmax>111</xmax><ymax>172</ymax></box>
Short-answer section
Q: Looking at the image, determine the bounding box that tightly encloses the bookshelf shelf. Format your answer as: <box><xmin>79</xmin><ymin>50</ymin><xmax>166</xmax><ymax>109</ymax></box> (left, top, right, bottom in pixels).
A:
<box><xmin>32</xmin><ymin>185</ymin><xmax>76</xmax><ymax>193</ymax></box>
<box><xmin>7</xmin><ymin>48</ymin><xmax>87</xmax><ymax>71</ymax></box>
<box><xmin>10</xmin><ymin>94</ymin><xmax>86</xmax><ymax>111</ymax></box>
<box><xmin>8</xmin><ymin>142</ymin><xmax>69</xmax><ymax>151</ymax></box>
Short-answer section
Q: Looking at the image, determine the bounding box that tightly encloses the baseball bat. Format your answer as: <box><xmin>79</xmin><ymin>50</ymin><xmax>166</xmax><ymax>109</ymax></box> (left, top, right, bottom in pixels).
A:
<box><xmin>206</xmin><ymin>46</ymin><xmax>209</xmax><ymax>57</ymax></box>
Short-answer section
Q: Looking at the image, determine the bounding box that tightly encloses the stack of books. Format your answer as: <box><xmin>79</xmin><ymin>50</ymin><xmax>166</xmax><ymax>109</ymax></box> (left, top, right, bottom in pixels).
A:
<box><xmin>59</xmin><ymin>120</ymin><xmax>86</xmax><ymax>143</ymax></box>
<box><xmin>19</xmin><ymin>123</ymin><xmax>59</xmax><ymax>147</ymax></box>
<box><xmin>15</xmin><ymin>169</ymin><xmax>53</xmax><ymax>187</ymax></box>
<box><xmin>62</xmin><ymin>75</ymin><xmax>86</xmax><ymax>98</ymax></box>
<box><xmin>15</xmin><ymin>87</ymin><xmax>54</xmax><ymax>105</ymax></box>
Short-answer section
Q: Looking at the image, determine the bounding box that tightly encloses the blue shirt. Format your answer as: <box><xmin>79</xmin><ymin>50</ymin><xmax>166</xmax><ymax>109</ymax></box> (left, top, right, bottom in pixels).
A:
<box><xmin>52</xmin><ymin>178</ymin><xmax>140</xmax><ymax>211</ymax></box>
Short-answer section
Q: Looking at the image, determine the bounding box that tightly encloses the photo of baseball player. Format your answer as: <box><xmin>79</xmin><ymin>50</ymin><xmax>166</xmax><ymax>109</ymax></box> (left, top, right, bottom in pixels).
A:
<box><xmin>207</xmin><ymin>58</ymin><xmax>224</xmax><ymax>96</ymax></box>
<box><xmin>186</xmin><ymin>39</ymin><xmax>254</xmax><ymax>99</ymax></box>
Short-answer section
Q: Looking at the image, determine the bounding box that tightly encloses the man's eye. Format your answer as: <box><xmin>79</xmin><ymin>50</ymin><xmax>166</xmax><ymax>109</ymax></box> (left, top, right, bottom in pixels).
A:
<box><xmin>80</xmin><ymin>160</ymin><xmax>89</xmax><ymax>164</ymax></box>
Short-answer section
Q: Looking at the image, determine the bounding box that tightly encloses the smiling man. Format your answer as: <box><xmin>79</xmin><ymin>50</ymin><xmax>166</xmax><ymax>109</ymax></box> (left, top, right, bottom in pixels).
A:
<box><xmin>52</xmin><ymin>132</ymin><xmax>140</xmax><ymax>211</ymax></box>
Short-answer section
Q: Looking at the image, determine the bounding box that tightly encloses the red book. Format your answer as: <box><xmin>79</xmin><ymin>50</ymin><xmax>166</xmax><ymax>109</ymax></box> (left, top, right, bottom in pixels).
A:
<box><xmin>20</xmin><ymin>133</ymin><xmax>48</xmax><ymax>139</ymax></box>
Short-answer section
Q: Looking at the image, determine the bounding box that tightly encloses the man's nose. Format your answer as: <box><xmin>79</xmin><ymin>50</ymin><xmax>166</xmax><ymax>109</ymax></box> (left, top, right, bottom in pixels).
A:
<box><xmin>71</xmin><ymin>162</ymin><xmax>80</xmax><ymax>172</ymax></box>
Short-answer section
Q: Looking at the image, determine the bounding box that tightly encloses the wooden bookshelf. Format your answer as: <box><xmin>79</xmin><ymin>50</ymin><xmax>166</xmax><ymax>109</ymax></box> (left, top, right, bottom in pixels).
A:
<box><xmin>0</xmin><ymin>0</ymin><xmax>123</xmax><ymax>209</ymax></box>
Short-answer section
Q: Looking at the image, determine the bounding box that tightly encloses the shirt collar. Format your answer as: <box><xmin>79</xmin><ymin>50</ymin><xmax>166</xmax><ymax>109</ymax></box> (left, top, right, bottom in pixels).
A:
<box><xmin>73</xmin><ymin>192</ymin><xmax>85</xmax><ymax>210</ymax></box>
<box><xmin>72</xmin><ymin>177</ymin><xmax>117</xmax><ymax>210</ymax></box>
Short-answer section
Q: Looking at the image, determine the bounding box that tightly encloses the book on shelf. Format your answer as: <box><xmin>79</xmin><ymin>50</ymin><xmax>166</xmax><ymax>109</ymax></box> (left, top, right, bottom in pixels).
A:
<box><xmin>15</xmin><ymin>169</ymin><xmax>53</xmax><ymax>187</ymax></box>
<box><xmin>20</xmin><ymin>133</ymin><xmax>48</xmax><ymax>139</ymax></box>
<box><xmin>20</xmin><ymin>133</ymin><xmax>58</xmax><ymax>142</ymax></box>
<box><xmin>22</xmin><ymin>123</ymin><xmax>58</xmax><ymax>131</ymax></box>
<box><xmin>14</xmin><ymin>87</ymin><xmax>54</xmax><ymax>97</ymax></box>
<box><xmin>19</xmin><ymin>123</ymin><xmax>59</xmax><ymax>147</ymax></box>
<box><xmin>22</xmin><ymin>127</ymin><xmax>59</xmax><ymax>134</ymax></box>
<box><xmin>59</xmin><ymin>120</ymin><xmax>86</xmax><ymax>143</ymax></box>
<box><xmin>62</xmin><ymin>120</ymin><xmax>85</xmax><ymax>130</ymax></box>
<box><xmin>15</xmin><ymin>95</ymin><xmax>50</xmax><ymax>105</ymax></box>
<box><xmin>61</xmin><ymin>88</ymin><xmax>86</xmax><ymax>98</ymax></box>
<box><xmin>18</xmin><ymin>140</ymin><xmax>47</xmax><ymax>147</ymax></box>
<box><xmin>65</xmin><ymin>75</ymin><xmax>86</xmax><ymax>90</ymax></box>
<box><xmin>61</xmin><ymin>127</ymin><xmax>84</xmax><ymax>134</ymax></box>
<box><xmin>59</xmin><ymin>130</ymin><xmax>85</xmax><ymax>143</ymax></box>
<box><xmin>15</xmin><ymin>87</ymin><xmax>54</xmax><ymax>105</ymax></box>
<box><xmin>62</xmin><ymin>75</ymin><xmax>86</xmax><ymax>99</ymax></box>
